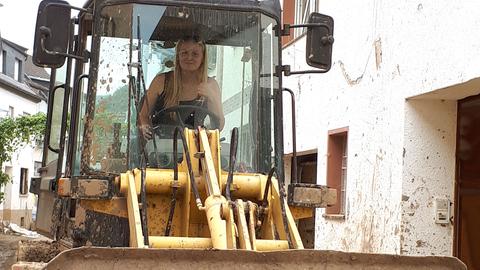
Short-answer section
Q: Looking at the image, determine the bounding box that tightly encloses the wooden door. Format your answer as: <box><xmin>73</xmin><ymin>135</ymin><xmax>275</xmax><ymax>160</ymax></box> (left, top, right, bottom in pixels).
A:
<box><xmin>455</xmin><ymin>94</ymin><xmax>480</xmax><ymax>269</ymax></box>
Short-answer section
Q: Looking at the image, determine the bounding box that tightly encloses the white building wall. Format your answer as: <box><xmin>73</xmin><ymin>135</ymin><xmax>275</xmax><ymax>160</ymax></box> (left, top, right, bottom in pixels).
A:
<box><xmin>401</xmin><ymin>99</ymin><xmax>457</xmax><ymax>255</ymax></box>
<box><xmin>0</xmin><ymin>88</ymin><xmax>42</xmax><ymax>228</ymax></box>
<box><xmin>282</xmin><ymin>0</ymin><xmax>480</xmax><ymax>255</ymax></box>
<box><xmin>0</xmin><ymin>87</ymin><xmax>39</xmax><ymax>115</ymax></box>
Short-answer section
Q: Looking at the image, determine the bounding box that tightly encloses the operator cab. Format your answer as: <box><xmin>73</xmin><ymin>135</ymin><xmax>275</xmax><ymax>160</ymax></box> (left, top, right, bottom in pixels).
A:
<box><xmin>85</xmin><ymin>3</ymin><xmax>278</xmax><ymax>172</ymax></box>
<box><xmin>32</xmin><ymin>0</ymin><xmax>333</xmax><ymax>179</ymax></box>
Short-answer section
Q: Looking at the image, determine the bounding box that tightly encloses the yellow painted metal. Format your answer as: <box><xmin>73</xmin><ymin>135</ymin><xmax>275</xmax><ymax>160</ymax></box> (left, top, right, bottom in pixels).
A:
<box><xmin>235</xmin><ymin>199</ymin><xmax>252</xmax><ymax>250</ymax></box>
<box><xmin>126</xmin><ymin>171</ymin><xmax>145</xmax><ymax>248</ymax></box>
<box><xmin>117</xmin><ymin>170</ymin><xmax>267</xmax><ymax>200</ymax></box>
<box><xmin>259</xmin><ymin>207</ymin><xmax>276</xmax><ymax>240</ymax></box>
<box><xmin>148</xmin><ymin>237</ymin><xmax>288</xmax><ymax>251</ymax></box>
<box><xmin>247</xmin><ymin>201</ymin><xmax>257</xmax><ymax>250</ymax></box>
<box><xmin>204</xmin><ymin>195</ymin><xmax>228</xmax><ymax>249</ymax></box>
<box><xmin>208</xmin><ymin>129</ymin><xmax>223</xmax><ymax>192</ymax></box>
<box><xmin>146</xmin><ymin>193</ymin><xmax>186</xmax><ymax>237</ymax></box>
<box><xmin>149</xmin><ymin>236</ymin><xmax>212</xmax><ymax>249</ymax></box>
<box><xmin>198</xmin><ymin>129</ymin><xmax>221</xmax><ymax>196</ymax></box>
<box><xmin>119</xmin><ymin>169</ymin><xmax>188</xmax><ymax>195</ymax></box>
<box><xmin>270</xmin><ymin>179</ymin><xmax>304</xmax><ymax>249</ymax></box>
<box><xmin>289</xmin><ymin>206</ymin><xmax>314</xmax><ymax>220</ymax></box>
<box><xmin>103</xmin><ymin>127</ymin><xmax>310</xmax><ymax>252</ymax></box>
<box><xmin>224</xmin><ymin>204</ymin><xmax>237</xmax><ymax>249</ymax></box>
<box><xmin>220</xmin><ymin>173</ymin><xmax>264</xmax><ymax>200</ymax></box>
<box><xmin>256</xmin><ymin>240</ymin><xmax>289</xmax><ymax>251</ymax></box>
<box><xmin>128</xmin><ymin>178</ymin><xmax>145</xmax><ymax>248</ymax></box>
<box><xmin>182</xmin><ymin>128</ymin><xmax>195</xmax><ymax>236</ymax></box>
<box><xmin>80</xmin><ymin>198</ymin><xmax>128</xmax><ymax>218</ymax></box>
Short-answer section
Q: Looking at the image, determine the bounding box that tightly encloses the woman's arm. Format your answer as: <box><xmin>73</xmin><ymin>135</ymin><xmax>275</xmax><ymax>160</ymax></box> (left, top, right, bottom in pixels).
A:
<box><xmin>198</xmin><ymin>78</ymin><xmax>225</xmax><ymax>130</ymax></box>
<box><xmin>138</xmin><ymin>74</ymin><xmax>165</xmax><ymax>138</ymax></box>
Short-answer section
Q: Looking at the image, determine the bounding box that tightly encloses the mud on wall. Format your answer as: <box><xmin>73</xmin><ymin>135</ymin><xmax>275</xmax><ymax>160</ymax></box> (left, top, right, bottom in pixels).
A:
<box><xmin>401</xmin><ymin>99</ymin><xmax>456</xmax><ymax>255</ymax></box>
<box><xmin>282</xmin><ymin>38</ymin><xmax>405</xmax><ymax>255</ymax></box>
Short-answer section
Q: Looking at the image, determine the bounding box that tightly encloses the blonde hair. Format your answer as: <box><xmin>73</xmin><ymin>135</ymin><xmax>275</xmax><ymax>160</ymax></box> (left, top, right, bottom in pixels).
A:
<box><xmin>163</xmin><ymin>39</ymin><xmax>208</xmax><ymax>108</ymax></box>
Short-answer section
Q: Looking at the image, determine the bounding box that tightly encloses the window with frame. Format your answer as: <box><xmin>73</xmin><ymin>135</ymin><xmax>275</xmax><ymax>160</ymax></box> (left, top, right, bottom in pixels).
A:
<box><xmin>19</xmin><ymin>168</ymin><xmax>29</xmax><ymax>195</ymax></box>
<box><xmin>14</xmin><ymin>58</ymin><xmax>22</xmax><ymax>82</ymax></box>
<box><xmin>325</xmin><ymin>127</ymin><xmax>348</xmax><ymax>216</ymax></box>
<box><xmin>294</xmin><ymin>0</ymin><xmax>319</xmax><ymax>37</ymax></box>
<box><xmin>281</xmin><ymin>0</ymin><xmax>319</xmax><ymax>46</ymax></box>
<box><xmin>0</xmin><ymin>50</ymin><xmax>3</xmax><ymax>73</ymax></box>
<box><xmin>1</xmin><ymin>50</ymin><xmax>6</xmax><ymax>74</ymax></box>
<box><xmin>34</xmin><ymin>161</ymin><xmax>42</xmax><ymax>177</ymax></box>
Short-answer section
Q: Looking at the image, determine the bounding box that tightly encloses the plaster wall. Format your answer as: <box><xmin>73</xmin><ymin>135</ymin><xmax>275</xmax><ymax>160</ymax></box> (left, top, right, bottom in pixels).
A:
<box><xmin>0</xmin><ymin>87</ymin><xmax>38</xmax><ymax>116</ymax></box>
<box><xmin>0</xmin><ymin>88</ymin><xmax>42</xmax><ymax>228</ymax></box>
<box><xmin>401</xmin><ymin>99</ymin><xmax>457</xmax><ymax>255</ymax></box>
<box><xmin>282</xmin><ymin>0</ymin><xmax>480</xmax><ymax>255</ymax></box>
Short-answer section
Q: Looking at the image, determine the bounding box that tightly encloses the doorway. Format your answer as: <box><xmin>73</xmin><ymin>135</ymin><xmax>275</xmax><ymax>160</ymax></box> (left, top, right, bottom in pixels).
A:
<box><xmin>455</xmin><ymin>94</ymin><xmax>480</xmax><ymax>269</ymax></box>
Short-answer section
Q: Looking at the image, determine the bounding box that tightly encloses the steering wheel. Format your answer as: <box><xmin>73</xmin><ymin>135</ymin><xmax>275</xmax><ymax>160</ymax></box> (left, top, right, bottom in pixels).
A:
<box><xmin>151</xmin><ymin>104</ymin><xmax>220</xmax><ymax>131</ymax></box>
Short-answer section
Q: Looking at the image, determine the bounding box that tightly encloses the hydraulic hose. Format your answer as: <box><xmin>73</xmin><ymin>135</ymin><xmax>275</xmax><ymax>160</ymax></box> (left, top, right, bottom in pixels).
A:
<box><xmin>140</xmin><ymin>168</ymin><xmax>149</xmax><ymax>245</ymax></box>
<box><xmin>263</xmin><ymin>167</ymin><xmax>293</xmax><ymax>249</ymax></box>
<box><xmin>261</xmin><ymin>167</ymin><xmax>275</xmax><ymax>209</ymax></box>
<box><xmin>225</xmin><ymin>127</ymin><xmax>239</xmax><ymax>201</ymax></box>
<box><xmin>165</xmin><ymin>127</ymin><xmax>203</xmax><ymax>235</ymax></box>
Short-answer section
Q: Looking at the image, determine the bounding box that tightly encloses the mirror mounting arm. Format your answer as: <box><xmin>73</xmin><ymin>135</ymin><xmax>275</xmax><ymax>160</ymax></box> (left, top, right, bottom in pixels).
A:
<box><xmin>277</xmin><ymin>65</ymin><xmax>329</xmax><ymax>76</ymax></box>
<box><xmin>40</xmin><ymin>34</ymin><xmax>86</xmax><ymax>62</ymax></box>
<box><xmin>281</xmin><ymin>23</ymin><xmax>333</xmax><ymax>37</ymax></box>
<box><xmin>44</xmin><ymin>2</ymin><xmax>92</xmax><ymax>13</ymax></box>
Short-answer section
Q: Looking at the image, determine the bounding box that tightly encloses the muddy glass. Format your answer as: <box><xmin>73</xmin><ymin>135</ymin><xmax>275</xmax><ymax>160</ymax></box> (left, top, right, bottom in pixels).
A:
<box><xmin>80</xmin><ymin>3</ymin><xmax>278</xmax><ymax>174</ymax></box>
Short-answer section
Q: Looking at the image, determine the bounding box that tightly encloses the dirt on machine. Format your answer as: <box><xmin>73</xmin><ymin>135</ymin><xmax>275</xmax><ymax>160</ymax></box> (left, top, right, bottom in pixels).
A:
<box><xmin>13</xmin><ymin>0</ymin><xmax>466</xmax><ymax>269</ymax></box>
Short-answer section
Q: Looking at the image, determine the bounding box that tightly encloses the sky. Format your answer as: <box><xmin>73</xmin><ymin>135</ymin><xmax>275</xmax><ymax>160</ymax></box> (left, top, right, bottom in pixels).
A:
<box><xmin>0</xmin><ymin>0</ymin><xmax>85</xmax><ymax>54</ymax></box>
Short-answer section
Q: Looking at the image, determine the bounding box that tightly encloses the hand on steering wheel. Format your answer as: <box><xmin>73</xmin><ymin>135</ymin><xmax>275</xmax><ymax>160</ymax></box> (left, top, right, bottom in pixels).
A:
<box><xmin>151</xmin><ymin>104</ymin><xmax>220</xmax><ymax>131</ymax></box>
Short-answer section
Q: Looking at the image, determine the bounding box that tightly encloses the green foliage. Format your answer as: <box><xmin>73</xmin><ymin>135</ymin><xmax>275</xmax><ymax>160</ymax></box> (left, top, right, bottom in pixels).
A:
<box><xmin>0</xmin><ymin>113</ymin><xmax>46</xmax><ymax>202</ymax></box>
<box><xmin>91</xmin><ymin>85</ymin><xmax>129</xmax><ymax>162</ymax></box>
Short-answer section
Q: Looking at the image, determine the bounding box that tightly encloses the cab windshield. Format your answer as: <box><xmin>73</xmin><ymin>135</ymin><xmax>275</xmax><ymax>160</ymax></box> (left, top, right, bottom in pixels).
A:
<box><xmin>77</xmin><ymin>3</ymin><xmax>279</xmax><ymax>174</ymax></box>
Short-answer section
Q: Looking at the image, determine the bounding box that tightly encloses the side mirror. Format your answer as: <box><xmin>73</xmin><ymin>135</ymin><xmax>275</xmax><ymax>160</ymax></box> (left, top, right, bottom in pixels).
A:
<box><xmin>305</xmin><ymin>13</ymin><xmax>334</xmax><ymax>72</ymax></box>
<box><xmin>33</xmin><ymin>0</ymin><xmax>71</xmax><ymax>68</ymax></box>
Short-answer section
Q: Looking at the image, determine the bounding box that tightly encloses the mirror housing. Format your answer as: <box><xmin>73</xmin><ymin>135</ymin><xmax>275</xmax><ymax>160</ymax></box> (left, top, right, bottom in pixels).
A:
<box><xmin>305</xmin><ymin>13</ymin><xmax>334</xmax><ymax>72</ymax></box>
<box><xmin>33</xmin><ymin>0</ymin><xmax>71</xmax><ymax>68</ymax></box>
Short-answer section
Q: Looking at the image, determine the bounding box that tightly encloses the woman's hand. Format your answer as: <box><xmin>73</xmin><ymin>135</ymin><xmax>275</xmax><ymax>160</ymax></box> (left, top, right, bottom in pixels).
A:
<box><xmin>197</xmin><ymin>79</ymin><xmax>224</xmax><ymax>130</ymax></box>
<box><xmin>139</xmin><ymin>124</ymin><xmax>153</xmax><ymax>140</ymax></box>
<box><xmin>197</xmin><ymin>80</ymin><xmax>218</xmax><ymax>102</ymax></box>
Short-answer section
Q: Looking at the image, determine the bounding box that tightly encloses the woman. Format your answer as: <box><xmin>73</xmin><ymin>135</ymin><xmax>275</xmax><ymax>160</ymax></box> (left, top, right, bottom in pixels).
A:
<box><xmin>139</xmin><ymin>38</ymin><xmax>225</xmax><ymax>139</ymax></box>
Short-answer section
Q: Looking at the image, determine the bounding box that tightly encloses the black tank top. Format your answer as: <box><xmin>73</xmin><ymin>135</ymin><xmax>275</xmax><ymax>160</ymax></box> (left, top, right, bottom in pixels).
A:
<box><xmin>151</xmin><ymin>72</ymin><xmax>208</xmax><ymax>127</ymax></box>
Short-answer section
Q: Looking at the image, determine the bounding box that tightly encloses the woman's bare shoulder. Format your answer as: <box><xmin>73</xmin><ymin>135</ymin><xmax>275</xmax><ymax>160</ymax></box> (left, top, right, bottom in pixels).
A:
<box><xmin>148</xmin><ymin>73</ymin><xmax>168</xmax><ymax>95</ymax></box>
<box><xmin>207</xmin><ymin>76</ymin><xmax>218</xmax><ymax>82</ymax></box>
<box><xmin>207</xmin><ymin>77</ymin><xmax>220</xmax><ymax>87</ymax></box>
<box><xmin>152</xmin><ymin>73</ymin><xmax>167</xmax><ymax>84</ymax></box>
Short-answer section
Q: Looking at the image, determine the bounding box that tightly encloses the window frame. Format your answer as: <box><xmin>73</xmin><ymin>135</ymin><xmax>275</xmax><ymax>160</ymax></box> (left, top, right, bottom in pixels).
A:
<box><xmin>34</xmin><ymin>161</ymin><xmax>42</xmax><ymax>177</ymax></box>
<box><xmin>293</xmin><ymin>0</ymin><xmax>319</xmax><ymax>37</ymax></box>
<box><xmin>9</xmin><ymin>106</ymin><xmax>14</xmax><ymax>118</ymax></box>
<box><xmin>0</xmin><ymin>50</ymin><xmax>6</xmax><ymax>74</ymax></box>
<box><xmin>14</xmin><ymin>57</ymin><xmax>22</xmax><ymax>82</ymax></box>
<box><xmin>19</xmin><ymin>167</ymin><xmax>29</xmax><ymax>195</ymax></box>
<box><xmin>324</xmin><ymin>127</ymin><xmax>348</xmax><ymax>217</ymax></box>
<box><xmin>0</xmin><ymin>50</ymin><xmax>3</xmax><ymax>74</ymax></box>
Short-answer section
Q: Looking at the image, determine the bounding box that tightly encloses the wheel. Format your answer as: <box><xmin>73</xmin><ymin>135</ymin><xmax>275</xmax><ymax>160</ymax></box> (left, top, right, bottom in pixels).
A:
<box><xmin>151</xmin><ymin>104</ymin><xmax>220</xmax><ymax>131</ymax></box>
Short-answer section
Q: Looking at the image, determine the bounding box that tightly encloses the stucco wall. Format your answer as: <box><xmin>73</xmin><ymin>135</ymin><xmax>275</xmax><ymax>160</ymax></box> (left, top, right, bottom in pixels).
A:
<box><xmin>282</xmin><ymin>0</ymin><xmax>480</xmax><ymax>255</ymax></box>
<box><xmin>0</xmin><ymin>88</ymin><xmax>42</xmax><ymax>228</ymax></box>
<box><xmin>401</xmin><ymin>99</ymin><xmax>457</xmax><ymax>255</ymax></box>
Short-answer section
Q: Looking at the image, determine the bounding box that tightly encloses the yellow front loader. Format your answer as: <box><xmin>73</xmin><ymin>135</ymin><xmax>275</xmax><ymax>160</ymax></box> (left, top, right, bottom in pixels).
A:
<box><xmin>22</xmin><ymin>0</ymin><xmax>465</xmax><ymax>269</ymax></box>
<box><xmin>69</xmin><ymin>127</ymin><xmax>316</xmax><ymax>251</ymax></box>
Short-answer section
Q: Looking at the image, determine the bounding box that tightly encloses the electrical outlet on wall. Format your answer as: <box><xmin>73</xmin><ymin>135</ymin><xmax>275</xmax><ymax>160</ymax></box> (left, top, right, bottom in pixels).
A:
<box><xmin>434</xmin><ymin>198</ymin><xmax>451</xmax><ymax>224</ymax></box>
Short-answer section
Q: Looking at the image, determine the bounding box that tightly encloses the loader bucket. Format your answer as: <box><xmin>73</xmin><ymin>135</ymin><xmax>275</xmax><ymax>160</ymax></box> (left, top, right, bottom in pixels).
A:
<box><xmin>43</xmin><ymin>247</ymin><xmax>466</xmax><ymax>270</ymax></box>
